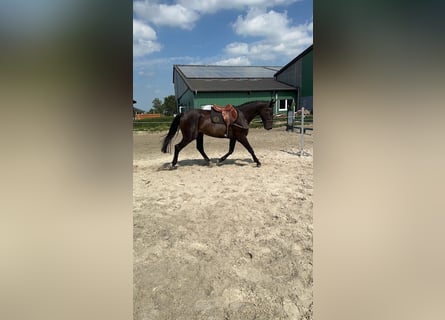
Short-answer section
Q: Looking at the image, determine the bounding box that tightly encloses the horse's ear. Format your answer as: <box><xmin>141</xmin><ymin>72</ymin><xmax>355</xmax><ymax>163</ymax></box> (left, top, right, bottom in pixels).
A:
<box><xmin>269</xmin><ymin>99</ymin><xmax>275</xmax><ymax>107</ymax></box>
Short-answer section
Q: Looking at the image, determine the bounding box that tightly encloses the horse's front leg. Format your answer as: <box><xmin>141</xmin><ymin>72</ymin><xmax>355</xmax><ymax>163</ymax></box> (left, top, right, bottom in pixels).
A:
<box><xmin>217</xmin><ymin>138</ymin><xmax>236</xmax><ymax>164</ymax></box>
<box><xmin>196</xmin><ymin>133</ymin><xmax>211</xmax><ymax>165</ymax></box>
<box><xmin>237</xmin><ymin>136</ymin><xmax>261</xmax><ymax>167</ymax></box>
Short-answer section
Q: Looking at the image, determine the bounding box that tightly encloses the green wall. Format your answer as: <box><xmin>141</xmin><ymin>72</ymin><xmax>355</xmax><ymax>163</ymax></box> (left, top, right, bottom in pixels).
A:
<box><xmin>194</xmin><ymin>91</ymin><xmax>274</xmax><ymax>107</ymax></box>
<box><xmin>178</xmin><ymin>90</ymin><xmax>296</xmax><ymax>114</ymax></box>
<box><xmin>301</xmin><ymin>50</ymin><xmax>313</xmax><ymax>98</ymax></box>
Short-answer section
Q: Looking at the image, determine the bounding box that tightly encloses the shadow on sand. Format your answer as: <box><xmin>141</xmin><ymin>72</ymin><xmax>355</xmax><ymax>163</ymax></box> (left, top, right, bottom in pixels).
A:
<box><xmin>158</xmin><ymin>158</ymin><xmax>254</xmax><ymax>170</ymax></box>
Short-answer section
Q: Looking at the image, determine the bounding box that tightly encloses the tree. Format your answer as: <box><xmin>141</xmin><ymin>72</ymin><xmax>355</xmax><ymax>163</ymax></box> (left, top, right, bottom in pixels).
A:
<box><xmin>163</xmin><ymin>95</ymin><xmax>177</xmax><ymax>116</ymax></box>
<box><xmin>151</xmin><ymin>98</ymin><xmax>163</xmax><ymax>114</ymax></box>
<box><xmin>150</xmin><ymin>95</ymin><xmax>177</xmax><ymax>115</ymax></box>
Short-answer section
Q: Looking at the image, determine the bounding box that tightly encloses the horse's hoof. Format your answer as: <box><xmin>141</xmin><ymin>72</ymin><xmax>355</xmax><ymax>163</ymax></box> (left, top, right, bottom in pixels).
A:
<box><xmin>169</xmin><ymin>164</ymin><xmax>177</xmax><ymax>170</ymax></box>
<box><xmin>256</xmin><ymin>163</ymin><xmax>262</xmax><ymax>167</ymax></box>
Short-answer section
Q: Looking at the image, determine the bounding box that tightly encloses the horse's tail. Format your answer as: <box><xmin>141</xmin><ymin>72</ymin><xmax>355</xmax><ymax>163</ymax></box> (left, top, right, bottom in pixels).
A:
<box><xmin>161</xmin><ymin>113</ymin><xmax>182</xmax><ymax>153</ymax></box>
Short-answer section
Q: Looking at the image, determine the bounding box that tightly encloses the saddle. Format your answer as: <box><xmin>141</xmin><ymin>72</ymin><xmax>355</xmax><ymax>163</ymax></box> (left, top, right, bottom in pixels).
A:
<box><xmin>211</xmin><ymin>104</ymin><xmax>238</xmax><ymax>137</ymax></box>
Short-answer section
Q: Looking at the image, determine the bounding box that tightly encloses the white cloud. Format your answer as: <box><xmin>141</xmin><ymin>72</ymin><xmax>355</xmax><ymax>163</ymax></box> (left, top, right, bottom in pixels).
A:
<box><xmin>222</xmin><ymin>39</ymin><xmax>312</xmax><ymax>65</ymax></box>
<box><xmin>133</xmin><ymin>19</ymin><xmax>162</xmax><ymax>57</ymax></box>
<box><xmin>225</xmin><ymin>42</ymin><xmax>250</xmax><ymax>55</ymax></box>
<box><xmin>133</xmin><ymin>18</ymin><xmax>157</xmax><ymax>40</ymax></box>
<box><xmin>233</xmin><ymin>8</ymin><xmax>291</xmax><ymax>38</ymax></box>
<box><xmin>133</xmin><ymin>1</ymin><xmax>312</xmax><ymax>63</ymax></box>
<box><xmin>133</xmin><ymin>56</ymin><xmax>200</xmax><ymax>71</ymax></box>
<box><xmin>177</xmin><ymin>0</ymin><xmax>300</xmax><ymax>14</ymax></box>
<box><xmin>214</xmin><ymin>56</ymin><xmax>251</xmax><ymax>66</ymax></box>
<box><xmin>133</xmin><ymin>1</ymin><xmax>300</xmax><ymax>29</ymax></box>
<box><xmin>134</xmin><ymin>1</ymin><xmax>199</xmax><ymax>30</ymax></box>
<box><xmin>228</xmin><ymin>8</ymin><xmax>312</xmax><ymax>62</ymax></box>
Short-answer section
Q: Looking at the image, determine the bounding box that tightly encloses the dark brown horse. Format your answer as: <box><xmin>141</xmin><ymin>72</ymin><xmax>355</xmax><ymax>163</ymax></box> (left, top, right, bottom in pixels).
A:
<box><xmin>161</xmin><ymin>100</ymin><xmax>274</xmax><ymax>168</ymax></box>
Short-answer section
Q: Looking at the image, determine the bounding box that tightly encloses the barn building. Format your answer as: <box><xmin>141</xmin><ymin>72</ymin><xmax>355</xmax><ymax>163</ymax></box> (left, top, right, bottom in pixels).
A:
<box><xmin>172</xmin><ymin>44</ymin><xmax>313</xmax><ymax>115</ymax></box>
<box><xmin>275</xmin><ymin>44</ymin><xmax>313</xmax><ymax>112</ymax></box>
<box><xmin>132</xmin><ymin>99</ymin><xmax>146</xmax><ymax>119</ymax></box>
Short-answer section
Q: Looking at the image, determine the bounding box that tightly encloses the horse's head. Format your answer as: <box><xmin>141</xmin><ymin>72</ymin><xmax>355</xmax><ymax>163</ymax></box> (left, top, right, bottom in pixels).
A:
<box><xmin>259</xmin><ymin>99</ymin><xmax>274</xmax><ymax>130</ymax></box>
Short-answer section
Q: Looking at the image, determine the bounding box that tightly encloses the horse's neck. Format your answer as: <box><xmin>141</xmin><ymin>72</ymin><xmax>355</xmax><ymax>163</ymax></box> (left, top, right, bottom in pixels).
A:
<box><xmin>239</xmin><ymin>105</ymin><xmax>260</xmax><ymax>123</ymax></box>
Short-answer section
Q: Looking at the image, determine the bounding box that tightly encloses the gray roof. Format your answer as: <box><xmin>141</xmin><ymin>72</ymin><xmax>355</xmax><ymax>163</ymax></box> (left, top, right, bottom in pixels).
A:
<box><xmin>133</xmin><ymin>106</ymin><xmax>145</xmax><ymax>113</ymax></box>
<box><xmin>177</xmin><ymin>65</ymin><xmax>281</xmax><ymax>78</ymax></box>
<box><xmin>186</xmin><ymin>78</ymin><xmax>295</xmax><ymax>92</ymax></box>
<box><xmin>174</xmin><ymin>65</ymin><xmax>296</xmax><ymax>92</ymax></box>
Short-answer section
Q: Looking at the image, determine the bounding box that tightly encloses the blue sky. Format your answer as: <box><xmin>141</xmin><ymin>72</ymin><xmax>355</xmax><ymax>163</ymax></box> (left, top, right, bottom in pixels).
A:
<box><xmin>133</xmin><ymin>0</ymin><xmax>313</xmax><ymax>111</ymax></box>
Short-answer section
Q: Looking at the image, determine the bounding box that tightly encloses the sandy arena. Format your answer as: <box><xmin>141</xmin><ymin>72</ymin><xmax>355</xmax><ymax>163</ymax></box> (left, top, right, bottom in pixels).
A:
<box><xmin>133</xmin><ymin>126</ymin><xmax>313</xmax><ymax>319</ymax></box>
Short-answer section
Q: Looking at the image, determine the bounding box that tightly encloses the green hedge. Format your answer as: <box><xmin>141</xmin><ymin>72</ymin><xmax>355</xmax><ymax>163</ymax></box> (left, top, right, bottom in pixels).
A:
<box><xmin>133</xmin><ymin>116</ymin><xmax>174</xmax><ymax>131</ymax></box>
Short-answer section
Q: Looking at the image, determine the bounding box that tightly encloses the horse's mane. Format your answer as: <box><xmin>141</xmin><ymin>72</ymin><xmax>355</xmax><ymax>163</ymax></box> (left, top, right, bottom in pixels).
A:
<box><xmin>236</xmin><ymin>100</ymin><xmax>268</xmax><ymax>108</ymax></box>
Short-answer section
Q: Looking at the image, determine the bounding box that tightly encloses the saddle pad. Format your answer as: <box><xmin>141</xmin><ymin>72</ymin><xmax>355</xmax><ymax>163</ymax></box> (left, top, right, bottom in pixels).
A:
<box><xmin>210</xmin><ymin>108</ymin><xmax>224</xmax><ymax>124</ymax></box>
<box><xmin>201</xmin><ymin>105</ymin><xmax>212</xmax><ymax>110</ymax></box>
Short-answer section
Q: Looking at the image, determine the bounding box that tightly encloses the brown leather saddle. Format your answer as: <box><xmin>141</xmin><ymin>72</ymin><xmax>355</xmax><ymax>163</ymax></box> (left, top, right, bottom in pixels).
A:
<box><xmin>211</xmin><ymin>104</ymin><xmax>238</xmax><ymax>136</ymax></box>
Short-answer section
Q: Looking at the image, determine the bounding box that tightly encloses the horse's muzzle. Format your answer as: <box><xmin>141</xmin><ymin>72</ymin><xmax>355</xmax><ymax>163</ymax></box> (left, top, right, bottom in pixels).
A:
<box><xmin>264</xmin><ymin>120</ymin><xmax>273</xmax><ymax>130</ymax></box>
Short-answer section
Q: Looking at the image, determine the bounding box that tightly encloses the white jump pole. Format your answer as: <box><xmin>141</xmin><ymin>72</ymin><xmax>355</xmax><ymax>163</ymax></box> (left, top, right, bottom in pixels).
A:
<box><xmin>297</xmin><ymin>106</ymin><xmax>311</xmax><ymax>157</ymax></box>
<box><xmin>301</xmin><ymin>106</ymin><xmax>305</xmax><ymax>151</ymax></box>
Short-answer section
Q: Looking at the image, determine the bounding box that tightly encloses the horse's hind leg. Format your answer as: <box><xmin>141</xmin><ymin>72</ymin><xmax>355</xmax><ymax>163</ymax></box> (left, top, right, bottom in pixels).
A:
<box><xmin>218</xmin><ymin>138</ymin><xmax>236</xmax><ymax>164</ymax></box>
<box><xmin>196</xmin><ymin>133</ymin><xmax>210</xmax><ymax>164</ymax></box>
<box><xmin>171</xmin><ymin>137</ymin><xmax>193</xmax><ymax>167</ymax></box>
<box><xmin>237</xmin><ymin>136</ymin><xmax>261</xmax><ymax>167</ymax></box>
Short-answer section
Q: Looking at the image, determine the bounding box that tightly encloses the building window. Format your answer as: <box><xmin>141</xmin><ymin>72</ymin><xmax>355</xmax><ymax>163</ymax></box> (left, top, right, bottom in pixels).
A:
<box><xmin>279</xmin><ymin>99</ymin><xmax>293</xmax><ymax>111</ymax></box>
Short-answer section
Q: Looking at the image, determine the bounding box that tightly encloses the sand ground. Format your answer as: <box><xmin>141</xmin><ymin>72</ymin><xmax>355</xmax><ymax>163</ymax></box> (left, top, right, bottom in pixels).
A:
<box><xmin>133</xmin><ymin>127</ymin><xmax>313</xmax><ymax>319</ymax></box>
